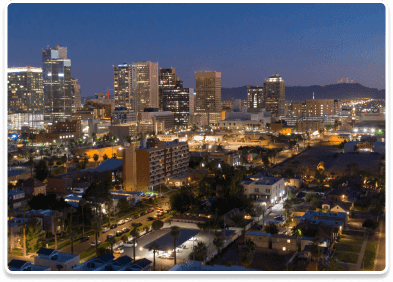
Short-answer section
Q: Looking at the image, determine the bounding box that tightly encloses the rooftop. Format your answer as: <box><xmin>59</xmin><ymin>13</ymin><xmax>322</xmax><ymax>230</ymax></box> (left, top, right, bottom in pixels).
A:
<box><xmin>144</xmin><ymin>229</ymin><xmax>199</xmax><ymax>252</ymax></box>
<box><xmin>246</xmin><ymin>231</ymin><xmax>270</xmax><ymax>237</ymax></box>
<box><xmin>169</xmin><ymin>261</ymin><xmax>253</xmax><ymax>271</ymax></box>
<box><xmin>94</xmin><ymin>159</ymin><xmax>123</xmax><ymax>173</ymax></box>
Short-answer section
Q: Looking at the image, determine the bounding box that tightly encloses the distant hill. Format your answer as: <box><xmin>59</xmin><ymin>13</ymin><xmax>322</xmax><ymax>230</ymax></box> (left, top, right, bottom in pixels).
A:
<box><xmin>221</xmin><ymin>83</ymin><xmax>385</xmax><ymax>102</ymax></box>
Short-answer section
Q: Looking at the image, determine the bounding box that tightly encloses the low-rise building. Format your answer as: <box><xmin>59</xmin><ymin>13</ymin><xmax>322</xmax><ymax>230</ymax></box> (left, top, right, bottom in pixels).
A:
<box><xmin>245</xmin><ymin>231</ymin><xmax>270</xmax><ymax>248</ymax></box>
<box><xmin>17</xmin><ymin>178</ymin><xmax>46</xmax><ymax>196</ymax></box>
<box><xmin>8</xmin><ymin>190</ymin><xmax>28</xmax><ymax>210</ymax></box>
<box><xmin>34</xmin><ymin>248</ymin><xmax>79</xmax><ymax>271</ymax></box>
<box><xmin>8</xmin><ymin>167</ymin><xmax>31</xmax><ymax>184</ymax></box>
<box><xmin>271</xmin><ymin>234</ymin><xmax>297</xmax><ymax>252</ymax></box>
<box><xmin>241</xmin><ymin>176</ymin><xmax>285</xmax><ymax>204</ymax></box>
<box><xmin>8</xmin><ymin>259</ymin><xmax>51</xmax><ymax>271</ymax></box>
<box><xmin>8</xmin><ymin>217</ymin><xmax>43</xmax><ymax>249</ymax></box>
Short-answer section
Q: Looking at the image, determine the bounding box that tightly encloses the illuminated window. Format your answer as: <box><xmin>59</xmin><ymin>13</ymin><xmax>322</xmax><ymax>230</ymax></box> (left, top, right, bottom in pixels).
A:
<box><xmin>287</xmin><ymin>239</ymin><xmax>290</xmax><ymax>243</ymax></box>
<box><xmin>282</xmin><ymin>247</ymin><xmax>286</xmax><ymax>251</ymax></box>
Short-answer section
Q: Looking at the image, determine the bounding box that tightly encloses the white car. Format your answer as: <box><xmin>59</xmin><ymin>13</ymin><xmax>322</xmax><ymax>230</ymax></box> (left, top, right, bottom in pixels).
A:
<box><xmin>118</xmin><ymin>220</ymin><xmax>125</xmax><ymax>225</ymax></box>
<box><xmin>125</xmin><ymin>218</ymin><xmax>132</xmax><ymax>222</ymax></box>
<box><xmin>189</xmin><ymin>237</ymin><xmax>198</xmax><ymax>241</ymax></box>
<box><xmin>158</xmin><ymin>253</ymin><xmax>170</xmax><ymax>259</ymax></box>
<box><xmin>113</xmin><ymin>248</ymin><xmax>124</xmax><ymax>254</ymax></box>
<box><xmin>90</xmin><ymin>241</ymin><xmax>101</xmax><ymax>247</ymax></box>
<box><xmin>124</xmin><ymin>240</ymin><xmax>137</xmax><ymax>247</ymax></box>
<box><xmin>102</xmin><ymin>228</ymin><xmax>110</xmax><ymax>233</ymax></box>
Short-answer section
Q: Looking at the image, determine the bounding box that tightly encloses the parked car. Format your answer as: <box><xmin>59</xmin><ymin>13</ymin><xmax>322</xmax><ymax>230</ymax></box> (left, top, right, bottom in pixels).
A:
<box><xmin>110</xmin><ymin>224</ymin><xmax>118</xmax><ymax>229</ymax></box>
<box><xmin>116</xmin><ymin>230</ymin><xmax>123</xmax><ymax>236</ymax></box>
<box><xmin>125</xmin><ymin>218</ymin><xmax>132</xmax><ymax>222</ymax></box>
<box><xmin>118</xmin><ymin>220</ymin><xmax>125</xmax><ymax>225</ymax></box>
<box><xmin>102</xmin><ymin>227</ymin><xmax>110</xmax><ymax>233</ymax></box>
<box><xmin>81</xmin><ymin>236</ymin><xmax>90</xmax><ymax>242</ymax></box>
<box><xmin>124</xmin><ymin>240</ymin><xmax>137</xmax><ymax>247</ymax></box>
<box><xmin>147</xmin><ymin>217</ymin><xmax>155</xmax><ymax>221</ymax></box>
<box><xmin>90</xmin><ymin>241</ymin><xmax>101</xmax><ymax>246</ymax></box>
<box><xmin>133</xmin><ymin>214</ymin><xmax>140</xmax><ymax>219</ymax></box>
<box><xmin>113</xmin><ymin>248</ymin><xmax>124</xmax><ymax>254</ymax></box>
<box><xmin>158</xmin><ymin>253</ymin><xmax>170</xmax><ymax>259</ymax></box>
<box><xmin>106</xmin><ymin>234</ymin><xmax>115</xmax><ymax>240</ymax></box>
<box><xmin>122</xmin><ymin>228</ymin><xmax>130</xmax><ymax>233</ymax></box>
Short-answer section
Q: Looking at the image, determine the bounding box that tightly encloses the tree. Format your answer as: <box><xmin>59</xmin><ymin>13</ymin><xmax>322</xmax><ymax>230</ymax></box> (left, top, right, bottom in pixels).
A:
<box><xmin>19</xmin><ymin>205</ymin><xmax>31</xmax><ymax>257</ymax></box>
<box><xmin>264</xmin><ymin>223</ymin><xmax>279</xmax><ymax>234</ymax></box>
<box><xmin>107</xmin><ymin>237</ymin><xmax>117</xmax><ymax>255</ymax></box>
<box><xmin>152</xmin><ymin>220</ymin><xmax>164</xmax><ymax>231</ymax></box>
<box><xmin>149</xmin><ymin>241</ymin><xmax>160</xmax><ymax>271</ymax></box>
<box><xmin>231</xmin><ymin>213</ymin><xmax>246</xmax><ymax>227</ymax></box>
<box><xmin>283</xmin><ymin>199</ymin><xmax>292</xmax><ymax>219</ymax></box>
<box><xmin>103</xmin><ymin>154</ymin><xmax>108</xmax><ymax>161</ymax></box>
<box><xmin>213</xmin><ymin>231</ymin><xmax>224</xmax><ymax>254</ymax></box>
<box><xmin>52</xmin><ymin>210</ymin><xmax>60</xmax><ymax>249</ymax></box>
<box><xmin>240</xmin><ymin>238</ymin><xmax>256</xmax><ymax>268</ymax></box>
<box><xmin>169</xmin><ymin>189</ymin><xmax>196</xmax><ymax>213</ymax></box>
<box><xmin>362</xmin><ymin>219</ymin><xmax>379</xmax><ymax>232</ymax></box>
<box><xmin>189</xmin><ymin>241</ymin><xmax>208</xmax><ymax>262</ymax></box>
<box><xmin>117</xmin><ymin>198</ymin><xmax>130</xmax><ymax>213</ymax></box>
<box><xmin>338</xmin><ymin>140</ymin><xmax>347</xmax><ymax>153</ymax></box>
<box><xmin>91</xmin><ymin>216</ymin><xmax>102</xmax><ymax>257</ymax></box>
<box><xmin>35</xmin><ymin>160</ymin><xmax>49</xmax><ymax>182</ymax></box>
<box><xmin>79</xmin><ymin>198</ymin><xmax>87</xmax><ymax>238</ymax></box>
<box><xmin>106</xmin><ymin>196</ymin><xmax>113</xmax><ymax>226</ymax></box>
<box><xmin>22</xmin><ymin>216</ymin><xmax>44</xmax><ymax>253</ymax></box>
<box><xmin>170</xmin><ymin>226</ymin><xmax>180</xmax><ymax>265</ymax></box>
<box><xmin>130</xmin><ymin>228</ymin><xmax>139</xmax><ymax>262</ymax></box>
<box><xmin>48</xmin><ymin>158</ymin><xmax>54</xmax><ymax>175</ymax></box>
<box><xmin>310</xmin><ymin>236</ymin><xmax>322</xmax><ymax>271</ymax></box>
<box><xmin>323</xmin><ymin>258</ymin><xmax>343</xmax><ymax>271</ymax></box>
<box><xmin>69</xmin><ymin>228</ymin><xmax>77</xmax><ymax>255</ymax></box>
<box><xmin>314</xmin><ymin>169</ymin><xmax>327</xmax><ymax>186</ymax></box>
<box><xmin>93</xmin><ymin>154</ymin><xmax>99</xmax><ymax>167</ymax></box>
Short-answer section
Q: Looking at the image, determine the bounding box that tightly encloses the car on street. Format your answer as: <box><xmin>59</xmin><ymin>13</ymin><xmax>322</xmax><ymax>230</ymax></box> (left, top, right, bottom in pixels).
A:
<box><xmin>81</xmin><ymin>236</ymin><xmax>89</xmax><ymax>242</ymax></box>
<box><xmin>116</xmin><ymin>230</ymin><xmax>123</xmax><ymax>236</ymax></box>
<box><xmin>102</xmin><ymin>227</ymin><xmax>110</xmax><ymax>233</ymax></box>
<box><xmin>113</xmin><ymin>248</ymin><xmax>124</xmax><ymax>254</ymax></box>
<box><xmin>124</xmin><ymin>240</ymin><xmax>137</xmax><ymax>247</ymax></box>
<box><xmin>122</xmin><ymin>228</ymin><xmax>130</xmax><ymax>233</ymax></box>
<box><xmin>106</xmin><ymin>234</ymin><xmax>115</xmax><ymax>240</ymax></box>
<box><xmin>189</xmin><ymin>237</ymin><xmax>198</xmax><ymax>241</ymax></box>
<box><xmin>118</xmin><ymin>220</ymin><xmax>125</xmax><ymax>225</ymax></box>
<box><xmin>125</xmin><ymin>218</ymin><xmax>132</xmax><ymax>222</ymax></box>
<box><xmin>133</xmin><ymin>214</ymin><xmax>140</xmax><ymax>219</ymax></box>
<box><xmin>90</xmin><ymin>241</ymin><xmax>101</xmax><ymax>246</ymax></box>
<box><xmin>158</xmin><ymin>253</ymin><xmax>170</xmax><ymax>259</ymax></box>
<box><xmin>110</xmin><ymin>224</ymin><xmax>117</xmax><ymax>229</ymax></box>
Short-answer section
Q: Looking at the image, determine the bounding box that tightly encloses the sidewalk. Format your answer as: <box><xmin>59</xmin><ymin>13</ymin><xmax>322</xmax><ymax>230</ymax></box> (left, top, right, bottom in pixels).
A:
<box><xmin>355</xmin><ymin>234</ymin><xmax>368</xmax><ymax>271</ymax></box>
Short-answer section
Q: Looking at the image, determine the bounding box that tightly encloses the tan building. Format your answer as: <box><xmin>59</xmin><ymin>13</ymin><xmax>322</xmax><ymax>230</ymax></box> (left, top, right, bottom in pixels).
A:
<box><xmin>195</xmin><ymin>71</ymin><xmax>221</xmax><ymax>117</ymax></box>
<box><xmin>296</xmin><ymin>120</ymin><xmax>323</xmax><ymax>132</ymax></box>
<box><xmin>18</xmin><ymin>178</ymin><xmax>46</xmax><ymax>196</ymax></box>
<box><xmin>289</xmin><ymin>103</ymin><xmax>303</xmax><ymax>116</ymax></box>
<box><xmin>263</xmin><ymin>74</ymin><xmax>285</xmax><ymax>115</ymax></box>
<box><xmin>305</xmin><ymin>99</ymin><xmax>334</xmax><ymax>117</ymax></box>
<box><xmin>271</xmin><ymin>234</ymin><xmax>297</xmax><ymax>252</ymax></box>
<box><xmin>133</xmin><ymin>61</ymin><xmax>159</xmax><ymax>112</ymax></box>
<box><xmin>245</xmin><ymin>231</ymin><xmax>271</xmax><ymax>248</ymax></box>
<box><xmin>123</xmin><ymin>138</ymin><xmax>189</xmax><ymax>192</ymax></box>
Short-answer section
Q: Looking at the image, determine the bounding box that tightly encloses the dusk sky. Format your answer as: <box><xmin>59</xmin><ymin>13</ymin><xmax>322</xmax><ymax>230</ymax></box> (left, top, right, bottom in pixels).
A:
<box><xmin>8</xmin><ymin>3</ymin><xmax>385</xmax><ymax>97</ymax></box>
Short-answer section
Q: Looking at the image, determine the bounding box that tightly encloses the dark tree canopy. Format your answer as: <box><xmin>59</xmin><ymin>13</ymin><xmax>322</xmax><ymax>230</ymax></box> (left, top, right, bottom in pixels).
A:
<box><xmin>35</xmin><ymin>160</ymin><xmax>49</xmax><ymax>182</ymax></box>
<box><xmin>117</xmin><ymin>198</ymin><xmax>130</xmax><ymax>212</ymax></box>
<box><xmin>28</xmin><ymin>194</ymin><xmax>70</xmax><ymax>211</ymax></box>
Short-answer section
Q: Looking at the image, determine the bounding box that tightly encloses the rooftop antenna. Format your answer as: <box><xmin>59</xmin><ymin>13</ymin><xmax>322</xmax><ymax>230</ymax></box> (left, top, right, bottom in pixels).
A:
<box><xmin>313</xmin><ymin>92</ymin><xmax>315</xmax><ymax>100</ymax></box>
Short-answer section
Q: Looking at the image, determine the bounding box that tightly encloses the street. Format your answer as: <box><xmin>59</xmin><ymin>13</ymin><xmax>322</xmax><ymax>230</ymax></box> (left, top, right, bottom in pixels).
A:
<box><xmin>373</xmin><ymin>214</ymin><xmax>386</xmax><ymax>271</ymax></box>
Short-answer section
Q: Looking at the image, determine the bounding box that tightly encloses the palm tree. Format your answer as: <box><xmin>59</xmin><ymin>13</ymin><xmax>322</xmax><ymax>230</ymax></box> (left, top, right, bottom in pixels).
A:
<box><xmin>310</xmin><ymin>236</ymin><xmax>322</xmax><ymax>271</ymax></box>
<box><xmin>170</xmin><ymin>226</ymin><xmax>180</xmax><ymax>265</ymax></box>
<box><xmin>130</xmin><ymin>228</ymin><xmax>139</xmax><ymax>262</ymax></box>
<box><xmin>240</xmin><ymin>238</ymin><xmax>256</xmax><ymax>268</ymax></box>
<box><xmin>79</xmin><ymin>198</ymin><xmax>87</xmax><ymax>238</ymax></box>
<box><xmin>106</xmin><ymin>196</ymin><xmax>113</xmax><ymax>227</ymax></box>
<box><xmin>69</xmin><ymin>228</ymin><xmax>78</xmax><ymax>254</ymax></box>
<box><xmin>103</xmin><ymin>154</ymin><xmax>108</xmax><ymax>161</ymax></box>
<box><xmin>213</xmin><ymin>231</ymin><xmax>224</xmax><ymax>254</ymax></box>
<box><xmin>93</xmin><ymin>154</ymin><xmax>99</xmax><ymax>167</ymax></box>
<box><xmin>8</xmin><ymin>208</ymin><xmax>14</xmax><ymax>254</ymax></box>
<box><xmin>107</xmin><ymin>237</ymin><xmax>117</xmax><ymax>255</ymax></box>
<box><xmin>91</xmin><ymin>216</ymin><xmax>102</xmax><ymax>257</ymax></box>
<box><xmin>323</xmin><ymin>258</ymin><xmax>343</xmax><ymax>271</ymax></box>
<box><xmin>67</xmin><ymin>207</ymin><xmax>76</xmax><ymax>232</ymax></box>
<box><xmin>149</xmin><ymin>241</ymin><xmax>160</xmax><ymax>271</ymax></box>
<box><xmin>20</xmin><ymin>205</ymin><xmax>31</xmax><ymax>257</ymax></box>
<box><xmin>190</xmin><ymin>241</ymin><xmax>208</xmax><ymax>262</ymax></box>
<box><xmin>52</xmin><ymin>210</ymin><xmax>60</xmax><ymax>249</ymax></box>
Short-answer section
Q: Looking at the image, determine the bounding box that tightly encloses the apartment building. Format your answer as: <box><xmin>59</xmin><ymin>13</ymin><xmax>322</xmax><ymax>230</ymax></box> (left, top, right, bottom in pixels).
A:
<box><xmin>305</xmin><ymin>99</ymin><xmax>335</xmax><ymax>117</ymax></box>
<box><xmin>241</xmin><ymin>176</ymin><xmax>285</xmax><ymax>204</ymax></box>
<box><xmin>123</xmin><ymin>138</ymin><xmax>189</xmax><ymax>192</ymax></box>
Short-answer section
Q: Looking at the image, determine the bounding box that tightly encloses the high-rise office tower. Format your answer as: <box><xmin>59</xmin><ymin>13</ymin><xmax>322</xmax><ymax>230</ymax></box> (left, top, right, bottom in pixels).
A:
<box><xmin>161</xmin><ymin>87</ymin><xmax>194</xmax><ymax>125</ymax></box>
<box><xmin>195</xmin><ymin>71</ymin><xmax>221</xmax><ymax>113</ymax></box>
<box><xmin>7</xmin><ymin>67</ymin><xmax>44</xmax><ymax>114</ymax></box>
<box><xmin>42</xmin><ymin>45</ymin><xmax>72</xmax><ymax>122</ymax></box>
<box><xmin>247</xmin><ymin>86</ymin><xmax>264</xmax><ymax>109</ymax></box>
<box><xmin>263</xmin><ymin>74</ymin><xmax>285</xmax><ymax>115</ymax></box>
<box><xmin>159</xmin><ymin>68</ymin><xmax>177</xmax><ymax>90</ymax></box>
<box><xmin>133</xmin><ymin>61</ymin><xmax>159</xmax><ymax>112</ymax></box>
<box><xmin>113</xmin><ymin>63</ymin><xmax>137</xmax><ymax>114</ymax></box>
<box><xmin>70</xmin><ymin>78</ymin><xmax>81</xmax><ymax>112</ymax></box>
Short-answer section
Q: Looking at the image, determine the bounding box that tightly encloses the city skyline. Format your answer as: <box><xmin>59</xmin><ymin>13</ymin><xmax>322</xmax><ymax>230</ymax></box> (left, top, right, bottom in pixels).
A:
<box><xmin>8</xmin><ymin>3</ymin><xmax>385</xmax><ymax>98</ymax></box>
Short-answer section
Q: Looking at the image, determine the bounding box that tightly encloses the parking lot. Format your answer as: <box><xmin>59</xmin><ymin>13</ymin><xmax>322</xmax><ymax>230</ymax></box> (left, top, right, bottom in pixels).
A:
<box><xmin>118</xmin><ymin>227</ymin><xmax>218</xmax><ymax>270</ymax></box>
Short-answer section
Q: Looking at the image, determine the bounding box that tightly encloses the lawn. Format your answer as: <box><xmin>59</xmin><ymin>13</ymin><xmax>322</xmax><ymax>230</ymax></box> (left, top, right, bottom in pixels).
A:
<box><xmin>335</xmin><ymin>252</ymin><xmax>359</xmax><ymax>264</ymax></box>
<box><xmin>362</xmin><ymin>238</ymin><xmax>378</xmax><ymax>270</ymax></box>
<box><xmin>339</xmin><ymin>237</ymin><xmax>364</xmax><ymax>246</ymax></box>
<box><xmin>335</xmin><ymin>243</ymin><xmax>362</xmax><ymax>253</ymax></box>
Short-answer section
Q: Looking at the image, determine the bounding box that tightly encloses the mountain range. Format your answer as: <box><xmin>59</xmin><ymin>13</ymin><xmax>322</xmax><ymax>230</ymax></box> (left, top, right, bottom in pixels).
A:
<box><xmin>221</xmin><ymin>83</ymin><xmax>385</xmax><ymax>102</ymax></box>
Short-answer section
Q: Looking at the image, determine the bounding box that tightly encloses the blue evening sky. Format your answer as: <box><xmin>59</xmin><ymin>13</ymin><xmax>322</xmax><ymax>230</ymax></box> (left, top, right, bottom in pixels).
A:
<box><xmin>8</xmin><ymin>3</ymin><xmax>385</xmax><ymax>97</ymax></box>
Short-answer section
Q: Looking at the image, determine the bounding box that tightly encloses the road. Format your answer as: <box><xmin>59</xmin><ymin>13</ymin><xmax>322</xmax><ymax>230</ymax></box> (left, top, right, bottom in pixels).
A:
<box><xmin>373</xmin><ymin>214</ymin><xmax>386</xmax><ymax>271</ymax></box>
<box><xmin>61</xmin><ymin>200</ymin><xmax>170</xmax><ymax>256</ymax></box>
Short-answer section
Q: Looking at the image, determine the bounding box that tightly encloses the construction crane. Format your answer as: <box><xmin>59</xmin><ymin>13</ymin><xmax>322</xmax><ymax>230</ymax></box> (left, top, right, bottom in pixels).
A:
<box><xmin>103</xmin><ymin>87</ymin><xmax>114</xmax><ymax>99</ymax></box>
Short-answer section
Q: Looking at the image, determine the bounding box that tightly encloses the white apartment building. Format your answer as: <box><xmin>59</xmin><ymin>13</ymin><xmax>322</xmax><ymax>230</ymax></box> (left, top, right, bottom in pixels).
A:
<box><xmin>241</xmin><ymin>176</ymin><xmax>285</xmax><ymax>204</ymax></box>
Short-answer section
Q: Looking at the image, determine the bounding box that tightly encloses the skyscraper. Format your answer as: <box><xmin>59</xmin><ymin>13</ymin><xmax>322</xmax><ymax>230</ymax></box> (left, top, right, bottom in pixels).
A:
<box><xmin>161</xmin><ymin>87</ymin><xmax>194</xmax><ymax>125</ymax></box>
<box><xmin>133</xmin><ymin>61</ymin><xmax>159</xmax><ymax>112</ymax></box>
<box><xmin>70</xmin><ymin>78</ymin><xmax>81</xmax><ymax>112</ymax></box>
<box><xmin>263</xmin><ymin>74</ymin><xmax>285</xmax><ymax>116</ymax></box>
<box><xmin>113</xmin><ymin>63</ymin><xmax>137</xmax><ymax>115</ymax></box>
<box><xmin>195</xmin><ymin>71</ymin><xmax>221</xmax><ymax>113</ymax></box>
<box><xmin>7</xmin><ymin>67</ymin><xmax>44</xmax><ymax>114</ymax></box>
<box><xmin>42</xmin><ymin>45</ymin><xmax>72</xmax><ymax>122</ymax></box>
<box><xmin>247</xmin><ymin>86</ymin><xmax>264</xmax><ymax>109</ymax></box>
